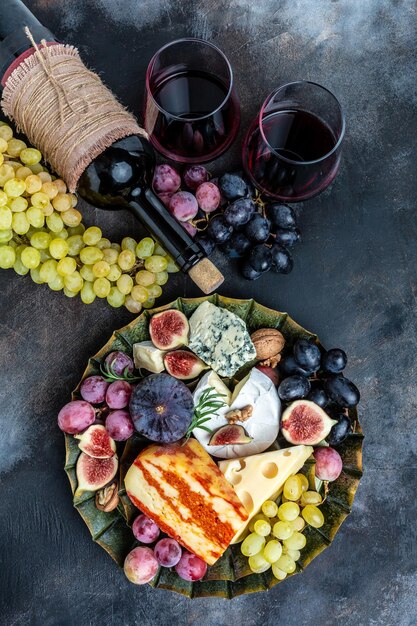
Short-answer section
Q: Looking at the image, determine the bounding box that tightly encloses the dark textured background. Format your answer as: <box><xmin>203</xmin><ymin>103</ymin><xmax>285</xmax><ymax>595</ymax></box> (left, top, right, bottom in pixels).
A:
<box><xmin>1</xmin><ymin>1</ymin><xmax>416</xmax><ymax>625</ymax></box>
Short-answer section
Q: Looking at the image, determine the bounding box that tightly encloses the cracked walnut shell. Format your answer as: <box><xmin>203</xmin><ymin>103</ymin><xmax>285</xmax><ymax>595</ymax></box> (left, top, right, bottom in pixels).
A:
<box><xmin>250</xmin><ymin>328</ymin><xmax>285</xmax><ymax>361</ymax></box>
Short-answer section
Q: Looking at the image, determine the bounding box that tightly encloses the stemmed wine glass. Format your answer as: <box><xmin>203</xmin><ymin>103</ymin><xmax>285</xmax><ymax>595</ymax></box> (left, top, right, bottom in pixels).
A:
<box><xmin>144</xmin><ymin>38</ymin><xmax>240</xmax><ymax>164</ymax></box>
<box><xmin>242</xmin><ymin>81</ymin><xmax>345</xmax><ymax>201</ymax></box>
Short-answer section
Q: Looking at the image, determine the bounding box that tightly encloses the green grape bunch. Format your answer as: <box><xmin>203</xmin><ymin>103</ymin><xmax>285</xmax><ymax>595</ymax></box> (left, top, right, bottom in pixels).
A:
<box><xmin>0</xmin><ymin>122</ymin><xmax>179</xmax><ymax>313</ymax></box>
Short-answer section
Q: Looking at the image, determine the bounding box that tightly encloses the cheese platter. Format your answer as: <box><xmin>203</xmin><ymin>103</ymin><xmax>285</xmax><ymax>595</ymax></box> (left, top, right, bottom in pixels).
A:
<box><xmin>61</xmin><ymin>295</ymin><xmax>363</xmax><ymax>598</ymax></box>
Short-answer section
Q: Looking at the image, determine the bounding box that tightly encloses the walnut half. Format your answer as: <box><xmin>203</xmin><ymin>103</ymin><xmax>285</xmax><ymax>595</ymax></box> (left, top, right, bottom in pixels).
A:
<box><xmin>226</xmin><ymin>404</ymin><xmax>253</xmax><ymax>424</ymax></box>
<box><xmin>95</xmin><ymin>482</ymin><xmax>119</xmax><ymax>512</ymax></box>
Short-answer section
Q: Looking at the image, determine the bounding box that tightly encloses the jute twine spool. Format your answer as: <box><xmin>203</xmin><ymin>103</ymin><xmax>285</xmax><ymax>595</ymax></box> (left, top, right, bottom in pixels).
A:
<box><xmin>1</xmin><ymin>28</ymin><xmax>147</xmax><ymax>192</ymax></box>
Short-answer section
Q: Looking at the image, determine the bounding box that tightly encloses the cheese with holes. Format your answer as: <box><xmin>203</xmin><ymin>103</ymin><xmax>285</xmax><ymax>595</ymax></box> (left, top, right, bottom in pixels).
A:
<box><xmin>188</xmin><ymin>301</ymin><xmax>256</xmax><ymax>377</ymax></box>
<box><xmin>124</xmin><ymin>438</ymin><xmax>248</xmax><ymax>565</ymax></box>
<box><xmin>218</xmin><ymin>445</ymin><xmax>313</xmax><ymax>542</ymax></box>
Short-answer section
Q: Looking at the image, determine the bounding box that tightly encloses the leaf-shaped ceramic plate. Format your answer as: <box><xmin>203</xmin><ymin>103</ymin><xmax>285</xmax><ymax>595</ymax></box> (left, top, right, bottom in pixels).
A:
<box><xmin>64</xmin><ymin>295</ymin><xmax>363</xmax><ymax>598</ymax></box>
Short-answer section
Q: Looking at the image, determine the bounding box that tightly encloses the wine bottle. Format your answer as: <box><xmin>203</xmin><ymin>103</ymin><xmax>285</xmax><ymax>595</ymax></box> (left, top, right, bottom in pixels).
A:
<box><xmin>0</xmin><ymin>0</ymin><xmax>223</xmax><ymax>293</ymax></box>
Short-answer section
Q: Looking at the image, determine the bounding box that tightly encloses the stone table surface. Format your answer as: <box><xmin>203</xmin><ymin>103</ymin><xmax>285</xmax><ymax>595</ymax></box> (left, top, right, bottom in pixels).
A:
<box><xmin>1</xmin><ymin>1</ymin><xmax>416</xmax><ymax>625</ymax></box>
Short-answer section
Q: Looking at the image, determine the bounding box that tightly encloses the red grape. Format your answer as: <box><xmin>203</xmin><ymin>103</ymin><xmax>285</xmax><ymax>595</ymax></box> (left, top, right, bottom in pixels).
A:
<box><xmin>104</xmin><ymin>351</ymin><xmax>134</xmax><ymax>377</ymax></box>
<box><xmin>154</xmin><ymin>538</ymin><xmax>182</xmax><ymax>567</ymax></box>
<box><xmin>175</xmin><ymin>551</ymin><xmax>207</xmax><ymax>581</ymax></box>
<box><xmin>80</xmin><ymin>376</ymin><xmax>109</xmax><ymax>404</ymax></box>
<box><xmin>105</xmin><ymin>410</ymin><xmax>134</xmax><ymax>441</ymax></box>
<box><xmin>132</xmin><ymin>514</ymin><xmax>160</xmax><ymax>543</ymax></box>
<box><xmin>313</xmin><ymin>446</ymin><xmax>343</xmax><ymax>481</ymax></box>
<box><xmin>105</xmin><ymin>380</ymin><xmax>132</xmax><ymax>409</ymax></box>
<box><xmin>152</xmin><ymin>164</ymin><xmax>181</xmax><ymax>194</ymax></box>
<box><xmin>57</xmin><ymin>400</ymin><xmax>95</xmax><ymax>434</ymax></box>
<box><xmin>169</xmin><ymin>191</ymin><xmax>198</xmax><ymax>222</ymax></box>
<box><xmin>124</xmin><ymin>546</ymin><xmax>159</xmax><ymax>584</ymax></box>
<box><xmin>182</xmin><ymin>221</ymin><xmax>197</xmax><ymax>237</ymax></box>
<box><xmin>195</xmin><ymin>182</ymin><xmax>221</xmax><ymax>212</ymax></box>
<box><xmin>183</xmin><ymin>165</ymin><xmax>208</xmax><ymax>190</ymax></box>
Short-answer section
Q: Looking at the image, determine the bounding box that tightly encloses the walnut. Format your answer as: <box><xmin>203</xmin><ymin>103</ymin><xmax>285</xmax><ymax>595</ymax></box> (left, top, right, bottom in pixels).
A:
<box><xmin>95</xmin><ymin>482</ymin><xmax>119</xmax><ymax>512</ymax></box>
<box><xmin>226</xmin><ymin>404</ymin><xmax>253</xmax><ymax>424</ymax></box>
<box><xmin>251</xmin><ymin>328</ymin><xmax>285</xmax><ymax>362</ymax></box>
<box><xmin>260</xmin><ymin>353</ymin><xmax>282</xmax><ymax>368</ymax></box>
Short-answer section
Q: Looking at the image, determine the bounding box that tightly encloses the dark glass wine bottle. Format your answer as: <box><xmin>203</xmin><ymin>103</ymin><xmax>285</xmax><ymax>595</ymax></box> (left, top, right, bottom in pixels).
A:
<box><xmin>0</xmin><ymin>0</ymin><xmax>223</xmax><ymax>293</ymax></box>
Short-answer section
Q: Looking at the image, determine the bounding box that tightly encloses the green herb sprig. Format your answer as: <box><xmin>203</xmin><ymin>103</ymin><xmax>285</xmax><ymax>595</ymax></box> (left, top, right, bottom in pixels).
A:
<box><xmin>100</xmin><ymin>362</ymin><xmax>142</xmax><ymax>383</ymax></box>
<box><xmin>184</xmin><ymin>386</ymin><xmax>228</xmax><ymax>442</ymax></box>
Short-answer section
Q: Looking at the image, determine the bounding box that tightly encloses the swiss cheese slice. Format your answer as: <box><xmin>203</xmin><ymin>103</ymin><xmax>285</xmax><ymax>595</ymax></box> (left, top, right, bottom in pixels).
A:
<box><xmin>218</xmin><ymin>445</ymin><xmax>313</xmax><ymax>542</ymax></box>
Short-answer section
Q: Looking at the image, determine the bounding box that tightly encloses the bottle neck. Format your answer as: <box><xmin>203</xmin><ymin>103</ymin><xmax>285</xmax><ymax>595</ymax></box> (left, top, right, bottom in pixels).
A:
<box><xmin>129</xmin><ymin>188</ymin><xmax>205</xmax><ymax>272</ymax></box>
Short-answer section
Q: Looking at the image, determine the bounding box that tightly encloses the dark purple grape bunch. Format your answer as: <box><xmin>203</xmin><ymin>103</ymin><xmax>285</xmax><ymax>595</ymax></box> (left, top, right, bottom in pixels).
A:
<box><xmin>205</xmin><ymin>174</ymin><xmax>301</xmax><ymax>280</ymax></box>
<box><xmin>278</xmin><ymin>339</ymin><xmax>360</xmax><ymax>446</ymax></box>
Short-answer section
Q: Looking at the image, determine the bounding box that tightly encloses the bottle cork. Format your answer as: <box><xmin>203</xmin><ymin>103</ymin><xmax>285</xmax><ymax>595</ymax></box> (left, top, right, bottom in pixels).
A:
<box><xmin>188</xmin><ymin>258</ymin><xmax>224</xmax><ymax>294</ymax></box>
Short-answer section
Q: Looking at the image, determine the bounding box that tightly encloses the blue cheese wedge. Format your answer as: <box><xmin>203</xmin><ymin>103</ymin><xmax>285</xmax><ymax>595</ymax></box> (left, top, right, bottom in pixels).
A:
<box><xmin>188</xmin><ymin>301</ymin><xmax>256</xmax><ymax>377</ymax></box>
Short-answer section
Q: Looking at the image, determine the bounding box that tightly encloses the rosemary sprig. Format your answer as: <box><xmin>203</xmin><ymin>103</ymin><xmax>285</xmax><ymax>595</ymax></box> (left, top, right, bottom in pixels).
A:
<box><xmin>100</xmin><ymin>362</ymin><xmax>142</xmax><ymax>383</ymax></box>
<box><xmin>184</xmin><ymin>386</ymin><xmax>228</xmax><ymax>442</ymax></box>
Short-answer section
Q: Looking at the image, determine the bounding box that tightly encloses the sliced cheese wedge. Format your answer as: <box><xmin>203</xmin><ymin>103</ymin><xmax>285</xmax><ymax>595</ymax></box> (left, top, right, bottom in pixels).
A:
<box><xmin>125</xmin><ymin>439</ymin><xmax>248</xmax><ymax>565</ymax></box>
<box><xmin>218</xmin><ymin>445</ymin><xmax>313</xmax><ymax>542</ymax></box>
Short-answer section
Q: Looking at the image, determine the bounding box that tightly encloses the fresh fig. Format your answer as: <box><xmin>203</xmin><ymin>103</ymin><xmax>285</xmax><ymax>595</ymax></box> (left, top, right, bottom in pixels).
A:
<box><xmin>164</xmin><ymin>350</ymin><xmax>208</xmax><ymax>380</ymax></box>
<box><xmin>75</xmin><ymin>424</ymin><xmax>116</xmax><ymax>459</ymax></box>
<box><xmin>149</xmin><ymin>309</ymin><xmax>189</xmax><ymax>350</ymax></box>
<box><xmin>281</xmin><ymin>400</ymin><xmax>337</xmax><ymax>445</ymax></box>
<box><xmin>130</xmin><ymin>373</ymin><xmax>194</xmax><ymax>443</ymax></box>
<box><xmin>75</xmin><ymin>452</ymin><xmax>118</xmax><ymax>496</ymax></box>
<box><xmin>208</xmin><ymin>424</ymin><xmax>253</xmax><ymax>446</ymax></box>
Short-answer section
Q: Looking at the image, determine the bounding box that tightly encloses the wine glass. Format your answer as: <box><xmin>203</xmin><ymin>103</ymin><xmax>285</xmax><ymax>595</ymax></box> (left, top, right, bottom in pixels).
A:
<box><xmin>242</xmin><ymin>81</ymin><xmax>345</xmax><ymax>202</ymax></box>
<box><xmin>144</xmin><ymin>38</ymin><xmax>240</xmax><ymax>164</ymax></box>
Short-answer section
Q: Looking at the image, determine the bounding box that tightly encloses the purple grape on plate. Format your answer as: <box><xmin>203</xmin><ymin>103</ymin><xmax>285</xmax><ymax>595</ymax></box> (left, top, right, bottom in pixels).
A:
<box><xmin>106</xmin><ymin>380</ymin><xmax>132</xmax><ymax>409</ymax></box>
<box><xmin>154</xmin><ymin>538</ymin><xmax>182</xmax><ymax>567</ymax></box>
<box><xmin>104</xmin><ymin>351</ymin><xmax>134</xmax><ymax>377</ymax></box>
<box><xmin>175</xmin><ymin>551</ymin><xmax>207</xmax><ymax>581</ymax></box>
<box><xmin>80</xmin><ymin>376</ymin><xmax>109</xmax><ymax>404</ymax></box>
<box><xmin>105</xmin><ymin>409</ymin><xmax>134</xmax><ymax>441</ymax></box>
<box><xmin>132</xmin><ymin>514</ymin><xmax>160</xmax><ymax>544</ymax></box>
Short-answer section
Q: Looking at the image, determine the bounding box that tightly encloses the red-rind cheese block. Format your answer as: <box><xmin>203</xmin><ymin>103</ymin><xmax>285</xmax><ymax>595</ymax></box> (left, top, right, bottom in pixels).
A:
<box><xmin>124</xmin><ymin>439</ymin><xmax>248</xmax><ymax>565</ymax></box>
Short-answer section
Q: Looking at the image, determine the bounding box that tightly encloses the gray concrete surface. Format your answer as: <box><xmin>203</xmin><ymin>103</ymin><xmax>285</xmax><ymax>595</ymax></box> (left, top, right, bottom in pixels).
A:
<box><xmin>0</xmin><ymin>1</ymin><xmax>416</xmax><ymax>624</ymax></box>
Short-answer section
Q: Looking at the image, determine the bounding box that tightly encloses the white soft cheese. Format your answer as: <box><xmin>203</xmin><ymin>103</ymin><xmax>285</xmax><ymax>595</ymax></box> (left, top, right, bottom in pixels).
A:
<box><xmin>133</xmin><ymin>341</ymin><xmax>166</xmax><ymax>373</ymax></box>
<box><xmin>193</xmin><ymin>367</ymin><xmax>281</xmax><ymax>459</ymax></box>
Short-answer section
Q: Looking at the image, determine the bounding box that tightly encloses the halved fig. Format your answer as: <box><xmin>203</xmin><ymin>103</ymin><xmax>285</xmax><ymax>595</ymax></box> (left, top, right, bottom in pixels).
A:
<box><xmin>208</xmin><ymin>424</ymin><xmax>253</xmax><ymax>446</ymax></box>
<box><xmin>149</xmin><ymin>310</ymin><xmax>189</xmax><ymax>350</ymax></box>
<box><xmin>75</xmin><ymin>452</ymin><xmax>118</xmax><ymax>496</ymax></box>
<box><xmin>75</xmin><ymin>424</ymin><xmax>116</xmax><ymax>459</ymax></box>
<box><xmin>164</xmin><ymin>350</ymin><xmax>207</xmax><ymax>380</ymax></box>
<box><xmin>281</xmin><ymin>400</ymin><xmax>337</xmax><ymax>445</ymax></box>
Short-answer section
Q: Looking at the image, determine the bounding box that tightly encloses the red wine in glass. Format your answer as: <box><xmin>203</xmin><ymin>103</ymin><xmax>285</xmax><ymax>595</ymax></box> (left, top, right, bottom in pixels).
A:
<box><xmin>243</xmin><ymin>81</ymin><xmax>345</xmax><ymax>202</ymax></box>
<box><xmin>145</xmin><ymin>39</ymin><xmax>240</xmax><ymax>164</ymax></box>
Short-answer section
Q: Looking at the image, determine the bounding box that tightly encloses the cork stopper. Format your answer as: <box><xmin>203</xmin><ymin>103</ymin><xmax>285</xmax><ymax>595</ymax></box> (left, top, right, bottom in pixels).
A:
<box><xmin>188</xmin><ymin>258</ymin><xmax>224</xmax><ymax>294</ymax></box>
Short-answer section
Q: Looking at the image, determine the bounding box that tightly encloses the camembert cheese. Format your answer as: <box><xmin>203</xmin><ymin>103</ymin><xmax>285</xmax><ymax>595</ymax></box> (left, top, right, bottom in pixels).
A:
<box><xmin>218</xmin><ymin>445</ymin><xmax>313</xmax><ymax>542</ymax></box>
<box><xmin>124</xmin><ymin>439</ymin><xmax>248</xmax><ymax>565</ymax></box>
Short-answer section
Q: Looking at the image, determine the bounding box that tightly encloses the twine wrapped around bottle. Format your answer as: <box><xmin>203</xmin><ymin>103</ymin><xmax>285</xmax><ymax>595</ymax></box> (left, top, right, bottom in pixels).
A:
<box><xmin>1</xmin><ymin>28</ymin><xmax>147</xmax><ymax>192</ymax></box>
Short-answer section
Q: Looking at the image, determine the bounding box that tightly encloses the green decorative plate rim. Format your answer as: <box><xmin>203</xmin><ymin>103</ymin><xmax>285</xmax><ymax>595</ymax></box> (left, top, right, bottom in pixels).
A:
<box><xmin>64</xmin><ymin>295</ymin><xmax>363</xmax><ymax>598</ymax></box>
